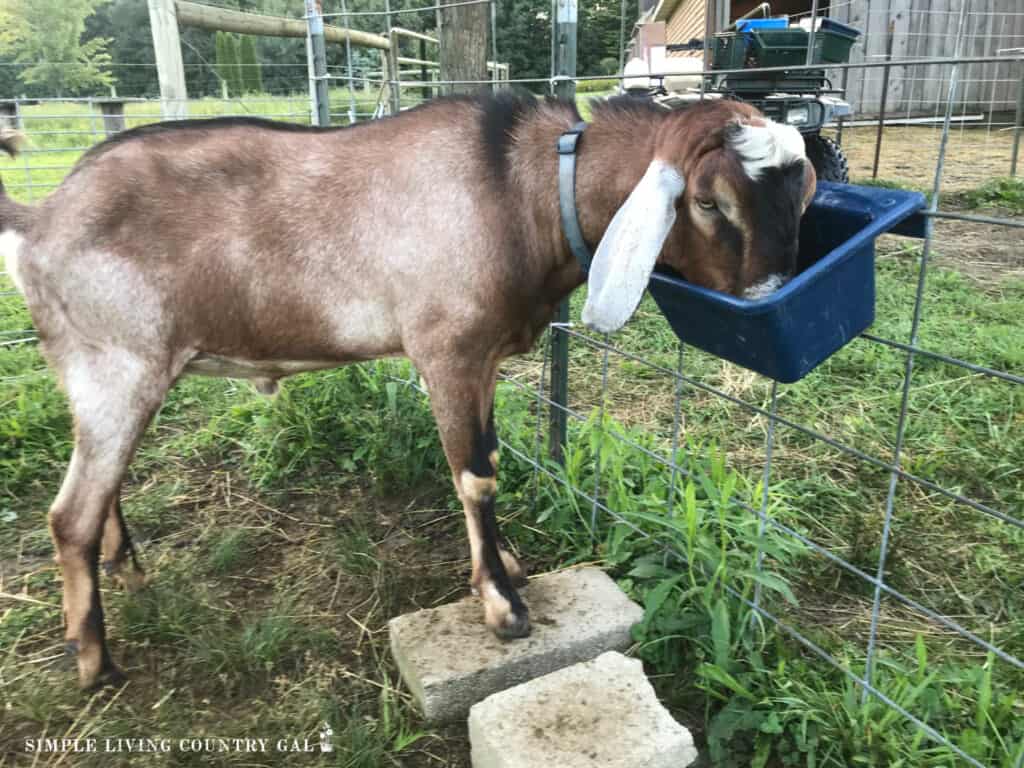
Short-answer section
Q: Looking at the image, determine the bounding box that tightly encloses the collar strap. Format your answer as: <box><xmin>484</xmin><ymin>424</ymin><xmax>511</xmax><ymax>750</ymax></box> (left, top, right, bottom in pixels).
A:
<box><xmin>557</xmin><ymin>121</ymin><xmax>592</xmax><ymax>270</ymax></box>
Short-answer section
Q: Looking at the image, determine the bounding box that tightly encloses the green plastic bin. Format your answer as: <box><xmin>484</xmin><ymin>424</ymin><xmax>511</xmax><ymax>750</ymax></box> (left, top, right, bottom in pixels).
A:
<box><xmin>811</xmin><ymin>28</ymin><xmax>859</xmax><ymax>64</ymax></box>
<box><xmin>749</xmin><ymin>29</ymin><xmax>810</xmax><ymax>68</ymax></box>
<box><xmin>712</xmin><ymin>33</ymin><xmax>749</xmax><ymax>70</ymax></box>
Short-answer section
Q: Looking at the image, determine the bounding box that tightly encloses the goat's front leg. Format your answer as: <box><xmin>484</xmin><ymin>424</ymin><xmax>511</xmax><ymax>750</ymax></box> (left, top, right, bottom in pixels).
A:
<box><xmin>480</xmin><ymin>410</ymin><xmax>527</xmax><ymax>590</ymax></box>
<box><xmin>425</xmin><ymin>368</ymin><xmax>530</xmax><ymax>639</ymax></box>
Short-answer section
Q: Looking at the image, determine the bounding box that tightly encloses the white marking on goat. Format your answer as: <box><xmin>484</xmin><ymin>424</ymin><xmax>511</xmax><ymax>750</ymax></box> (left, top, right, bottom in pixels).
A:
<box><xmin>0</xmin><ymin>230</ymin><xmax>25</xmax><ymax>294</ymax></box>
<box><xmin>729</xmin><ymin>120</ymin><xmax>807</xmax><ymax>180</ymax></box>
<box><xmin>482</xmin><ymin>581</ymin><xmax>514</xmax><ymax>629</ymax></box>
<box><xmin>499</xmin><ymin>548</ymin><xmax>523</xmax><ymax>582</ymax></box>
<box><xmin>743</xmin><ymin>273</ymin><xmax>786</xmax><ymax>300</ymax></box>
<box><xmin>460</xmin><ymin>470</ymin><xmax>497</xmax><ymax>504</ymax></box>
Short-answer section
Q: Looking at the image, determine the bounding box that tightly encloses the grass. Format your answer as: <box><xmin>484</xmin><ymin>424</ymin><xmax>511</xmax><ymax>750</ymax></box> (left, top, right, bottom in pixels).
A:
<box><xmin>1</xmin><ymin>94</ymin><xmax>1022</xmax><ymax>766</ymax></box>
<box><xmin>960</xmin><ymin>177</ymin><xmax>1024</xmax><ymax>216</ymax></box>
<box><xmin>0</xmin><ymin>89</ymin><xmax>393</xmax><ymax>203</ymax></box>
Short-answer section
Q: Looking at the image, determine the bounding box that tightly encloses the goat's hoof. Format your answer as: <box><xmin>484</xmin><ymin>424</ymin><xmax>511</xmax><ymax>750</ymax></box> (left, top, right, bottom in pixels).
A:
<box><xmin>59</xmin><ymin>640</ymin><xmax>80</xmax><ymax>670</ymax></box>
<box><xmin>83</xmin><ymin>664</ymin><xmax>127</xmax><ymax>692</ymax></box>
<box><xmin>102</xmin><ymin>561</ymin><xmax>147</xmax><ymax>592</ymax></box>
<box><xmin>491</xmin><ymin>608</ymin><xmax>531</xmax><ymax>640</ymax></box>
<box><xmin>100</xmin><ymin>565</ymin><xmax>147</xmax><ymax>593</ymax></box>
<box><xmin>120</xmin><ymin>568</ymin><xmax>147</xmax><ymax>593</ymax></box>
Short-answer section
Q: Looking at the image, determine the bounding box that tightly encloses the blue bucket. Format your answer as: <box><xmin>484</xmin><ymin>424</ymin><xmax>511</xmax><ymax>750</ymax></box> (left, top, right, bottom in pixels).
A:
<box><xmin>646</xmin><ymin>182</ymin><xmax>927</xmax><ymax>383</ymax></box>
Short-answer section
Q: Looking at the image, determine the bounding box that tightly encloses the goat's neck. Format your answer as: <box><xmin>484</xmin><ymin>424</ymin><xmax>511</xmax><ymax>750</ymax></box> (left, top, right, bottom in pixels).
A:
<box><xmin>572</xmin><ymin>118</ymin><xmax>660</xmax><ymax>253</ymax></box>
<box><xmin>513</xmin><ymin>109</ymin><xmax>659</xmax><ymax>302</ymax></box>
<box><xmin>512</xmin><ymin>108</ymin><xmax>663</xmax><ymax>321</ymax></box>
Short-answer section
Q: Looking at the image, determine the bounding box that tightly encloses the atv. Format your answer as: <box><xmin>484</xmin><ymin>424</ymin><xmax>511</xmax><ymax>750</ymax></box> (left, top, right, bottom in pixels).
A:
<box><xmin>629</xmin><ymin>14</ymin><xmax>859</xmax><ymax>183</ymax></box>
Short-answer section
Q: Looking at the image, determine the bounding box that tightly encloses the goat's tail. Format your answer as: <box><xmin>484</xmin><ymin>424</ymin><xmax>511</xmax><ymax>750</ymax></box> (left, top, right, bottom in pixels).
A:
<box><xmin>0</xmin><ymin>128</ymin><xmax>33</xmax><ymax>236</ymax></box>
<box><xmin>0</xmin><ymin>128</ymin><xmax>23</xmax><ymax>159</ymax></box>
<box><xmin>1</xmin><ymin>128</ymin><xmax>33</xmax><ymax>294</ymax></box>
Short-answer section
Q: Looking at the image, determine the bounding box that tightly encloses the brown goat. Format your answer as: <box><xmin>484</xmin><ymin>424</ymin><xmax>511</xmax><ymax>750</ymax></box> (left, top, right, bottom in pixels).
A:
<box><xmin>0</xmin><ymin>93</ymin><xmax>814</xmax><ymax>689</ymax></box>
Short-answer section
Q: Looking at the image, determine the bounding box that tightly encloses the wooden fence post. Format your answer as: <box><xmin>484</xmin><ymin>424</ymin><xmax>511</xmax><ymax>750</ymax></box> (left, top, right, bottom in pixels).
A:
<box><xmin>0</xmin><ymin>101</ymin><xmax>20</xmax><ymax>130</ymax></box>
<box><xmin>147</xmin><ymin>0</ymin><xmax>189</xmax><ymax>119</ymax></box>
<box><xmin>97</xmin><ymin>100</ymin><xmax>127</xmax><ymax>137</ymax></box>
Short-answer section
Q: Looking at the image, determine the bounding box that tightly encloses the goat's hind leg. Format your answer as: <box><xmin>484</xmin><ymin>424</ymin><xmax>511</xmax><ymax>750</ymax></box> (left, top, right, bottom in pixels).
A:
<box><xmin>101</xmin><ymin>491</ymin><xmax>146</xmax><ymax>592</ymax></box>
<box><xmin>50</xmin><ymin>353</ymin><xmax>173</xmax><ymax>689</ymax></box>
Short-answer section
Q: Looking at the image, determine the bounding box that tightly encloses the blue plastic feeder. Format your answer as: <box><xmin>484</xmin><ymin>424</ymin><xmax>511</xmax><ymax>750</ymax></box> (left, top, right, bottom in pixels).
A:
<box><xmin>647</xmin><ymin>182</ymin><xmax>927</xmax><ymax>383</ymax></box>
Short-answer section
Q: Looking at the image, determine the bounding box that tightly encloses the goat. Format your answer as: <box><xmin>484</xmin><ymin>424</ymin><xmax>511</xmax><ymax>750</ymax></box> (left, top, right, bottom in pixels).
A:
<box><xmin>0</xmin><ymin>93</ymin><xmax>815</xmax><ymax>689</ymax></box>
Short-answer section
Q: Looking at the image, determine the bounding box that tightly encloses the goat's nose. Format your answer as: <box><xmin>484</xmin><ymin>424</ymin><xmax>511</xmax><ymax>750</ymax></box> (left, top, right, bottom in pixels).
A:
<box><xmin>742</xmin><ymin>273</ymin><xmax>787</xmax><ymax>300</ymax></box>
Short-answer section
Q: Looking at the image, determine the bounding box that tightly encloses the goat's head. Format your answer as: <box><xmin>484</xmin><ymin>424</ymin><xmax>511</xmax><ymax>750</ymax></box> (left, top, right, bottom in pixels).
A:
<box><xmin>582</xmin><ymin>103</ymin><xmax>816</xmax><ymax>334</ymax></box>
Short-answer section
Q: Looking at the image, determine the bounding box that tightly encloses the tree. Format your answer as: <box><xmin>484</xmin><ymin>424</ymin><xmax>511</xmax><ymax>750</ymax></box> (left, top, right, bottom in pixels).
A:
<box><xmin>215</xmin><ymin>31</ymin><xmax>232</xmax><ymax>95</ymax></box>
<box><xmin>239</xmin><ymin>35</ymin><xmax>262</xmax><ymax>94</ymax></box>
<box><xmin>579</xmin><ymin>0</ymin><xmax>638</xmax><ymax>78</ymax></box>
<box><xmin>439</xmin><ymin>0</ymin><xmax>489</xmax><ymax>96</ymax></box>
<box><xmin>0</xmin><ymin>0</ymin><xmax>114</xmax><ymax>97</ymax></box>
<box><xmin>84</xmin><ymin>0</ymin><xmax>156</xmax><ymax>97</ymax></box>
<box><xmin>229</xmin><ymin>35</ymin><xmax>245</xmax><ymax>96</ymax></box>
<box><xmin>215</xmin><ymin>31</ymin><xmax>245</xmax><ymax>96</ymax></box>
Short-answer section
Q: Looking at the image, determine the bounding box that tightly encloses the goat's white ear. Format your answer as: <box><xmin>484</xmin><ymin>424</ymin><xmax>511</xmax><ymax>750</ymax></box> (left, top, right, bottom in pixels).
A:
<box><xmin>581</xmin><ymin>160</ymin><xmax>685</xmax><ymax>334</ymax></box>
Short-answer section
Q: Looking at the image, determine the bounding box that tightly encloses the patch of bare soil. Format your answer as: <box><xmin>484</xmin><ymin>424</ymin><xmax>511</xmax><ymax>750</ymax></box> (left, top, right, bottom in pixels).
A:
<box><xmin>838</xmin><ymin>125</ymin><xmax>1021</xmax><ymax>286</ymax></box>
<box><xmin>931</xmin><ymin>212</ymin><xmax>1024</xmax><ymax>285</ymax></box>
<box><xmin>840</xmin><ymin>124</ymin><xmax>1018</xmax><ymax>193</ymax></box>
<box><xmin>0</xmin><ymin>465</ymin><xmax>483</xmax><ymax>767</ymax></box>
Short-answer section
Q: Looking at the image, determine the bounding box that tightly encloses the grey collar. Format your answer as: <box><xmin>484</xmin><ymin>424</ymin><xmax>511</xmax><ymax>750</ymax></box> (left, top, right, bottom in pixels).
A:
<box><xmin>556</xmin><ymin>121</ymin><xmax>592</xmax><ymax>270</ymax></box>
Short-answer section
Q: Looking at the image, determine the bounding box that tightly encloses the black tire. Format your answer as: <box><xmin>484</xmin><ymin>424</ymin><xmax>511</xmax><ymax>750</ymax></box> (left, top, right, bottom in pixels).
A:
<box><xmin>804</xmin><ymin>134</ymin><xmax>849</xmax><ymax>183</ymax></box>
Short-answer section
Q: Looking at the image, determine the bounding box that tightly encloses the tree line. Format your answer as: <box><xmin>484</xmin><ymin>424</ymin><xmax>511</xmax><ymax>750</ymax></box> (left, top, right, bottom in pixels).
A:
<box><xmin>0</xmin><ymin>0</ymin><xmax>637</xmax><ymax>100</ymax></box>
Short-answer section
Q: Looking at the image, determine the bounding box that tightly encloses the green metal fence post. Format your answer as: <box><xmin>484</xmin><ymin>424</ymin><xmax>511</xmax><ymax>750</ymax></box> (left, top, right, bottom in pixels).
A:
<box><xmin>304</xmin><ymin>0</ymin><xmax>330</xmax><ymax>127</ymax></box>
<box><xmin>548</xmin><ymin>0</ymin><xmax>578</xmax><ymax>464</ymax></box>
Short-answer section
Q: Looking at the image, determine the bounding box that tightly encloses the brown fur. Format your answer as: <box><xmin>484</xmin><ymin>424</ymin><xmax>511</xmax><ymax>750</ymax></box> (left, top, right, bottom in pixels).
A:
<box><xmin>0</xmin><ymin>95</ymin><xmax>811</xmax><ymax>687</ymax></box>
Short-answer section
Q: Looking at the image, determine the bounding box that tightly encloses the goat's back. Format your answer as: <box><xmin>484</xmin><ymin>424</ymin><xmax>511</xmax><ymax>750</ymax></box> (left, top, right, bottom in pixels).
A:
<box><xmin>15</xmin><ymin>99</ymin><xmax>542</xmax><ymax>369</ymax></box>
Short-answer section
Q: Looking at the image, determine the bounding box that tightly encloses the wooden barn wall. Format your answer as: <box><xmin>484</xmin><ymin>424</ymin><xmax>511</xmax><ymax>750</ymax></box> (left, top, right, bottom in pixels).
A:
<box><xmin>833</xmin><ymin>0</ymin><xmax>1024</xmax><ymax>117</ymax></box>
<box><xmin>666</xmin><ymin>0</ymin><xmax>707</xmax><ymax>57</ymax></box>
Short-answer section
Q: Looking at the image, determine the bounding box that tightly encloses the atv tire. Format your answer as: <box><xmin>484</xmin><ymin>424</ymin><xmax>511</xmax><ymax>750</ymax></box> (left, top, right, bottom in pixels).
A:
<box><xmin>804</xmin><ymin>134</ymin><xmax>849</xmax><ymax>183</ymax></box>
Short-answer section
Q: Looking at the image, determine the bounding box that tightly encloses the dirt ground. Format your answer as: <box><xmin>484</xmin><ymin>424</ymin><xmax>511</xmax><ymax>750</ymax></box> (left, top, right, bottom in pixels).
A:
<box><xmin>839</xmin><ymin>125</ymin><xmax>1023</xmax><ymax>285</ymax></box>
<box><xmin>840</xmin><ymin>123</ymin><xmax>1020</xmax><ymax>193</ymax></box>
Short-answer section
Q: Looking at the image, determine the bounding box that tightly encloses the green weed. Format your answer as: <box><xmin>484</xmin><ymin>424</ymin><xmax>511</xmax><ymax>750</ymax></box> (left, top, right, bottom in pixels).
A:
<box><xmin>961</xmin><ymin>177</ymin><xmax>1024</xmax><ymax>215</ymax></box>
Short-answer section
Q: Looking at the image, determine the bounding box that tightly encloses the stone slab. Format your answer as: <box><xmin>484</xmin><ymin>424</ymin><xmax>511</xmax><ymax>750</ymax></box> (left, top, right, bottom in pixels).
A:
<box><xmin>468</xmin><ymin>651</ymin><xmax>698</xmax><ymax>768</ymax></box>
<box><xmin>389</xmin><ymin>567</ymin><xmax>643</xmax><ymax>723</ymax></box>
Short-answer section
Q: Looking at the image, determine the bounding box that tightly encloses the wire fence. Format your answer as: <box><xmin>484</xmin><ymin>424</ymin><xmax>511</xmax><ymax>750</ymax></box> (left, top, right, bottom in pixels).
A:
<box><xmin>0</xmin><ymin>0</ymin><xmax>1022</xmax><ymax>764</ymax></box>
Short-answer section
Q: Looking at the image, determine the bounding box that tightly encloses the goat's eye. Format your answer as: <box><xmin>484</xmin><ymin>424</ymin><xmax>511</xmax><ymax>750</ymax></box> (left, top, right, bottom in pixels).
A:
<box><xmin>696</xmin><ymin>198</ymin><xmax>717</xmax><ymax>210</ymax></box>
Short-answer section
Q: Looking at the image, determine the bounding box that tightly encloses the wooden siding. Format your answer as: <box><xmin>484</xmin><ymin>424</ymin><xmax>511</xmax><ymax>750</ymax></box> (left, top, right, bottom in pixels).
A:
<box><xmin>666</xmin><ymin>0</ymin><xmax>707</xmax><ymax>57</ymax></box>
<box><xmin>833</xmin><ymin>0</ymin><xmax>1024</xmax><ymax>117</ymax></box>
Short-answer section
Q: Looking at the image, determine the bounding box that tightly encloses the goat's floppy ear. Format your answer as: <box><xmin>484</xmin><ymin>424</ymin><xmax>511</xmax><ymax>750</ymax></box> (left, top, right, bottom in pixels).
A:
<box><xmin>582</xmin><ymin>160</ymin><xmax>685</xmax><ymax>334</ymax></box>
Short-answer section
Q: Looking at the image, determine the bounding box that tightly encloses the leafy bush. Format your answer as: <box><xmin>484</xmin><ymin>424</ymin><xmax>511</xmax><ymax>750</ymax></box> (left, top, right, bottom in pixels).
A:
<box><xmin>494</xmin><ymin>386</ymin><xmax>1024</xmax><ymax>768</ymax></box>
<box><xmin>575</xmin><ymin>77</ymin><xmax>620</xmax><ymax>93</ymax></box>
<box><xmin>202</xmin><ymin>362</ymin><xmax>446</xmax><ymax>491</ymax></box>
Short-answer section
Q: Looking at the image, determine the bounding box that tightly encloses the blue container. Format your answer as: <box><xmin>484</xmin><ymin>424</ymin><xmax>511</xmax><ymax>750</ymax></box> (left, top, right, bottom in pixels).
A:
<box><xmin>646</xmin><ymin>183</ymin><xmax>927</xmax><ymax>383</ymax></box>
<box><xmin>736</xmin><ymin>17</ymin><xmax>789</xmax><ymax>33</ymax></box>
